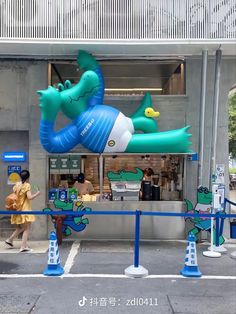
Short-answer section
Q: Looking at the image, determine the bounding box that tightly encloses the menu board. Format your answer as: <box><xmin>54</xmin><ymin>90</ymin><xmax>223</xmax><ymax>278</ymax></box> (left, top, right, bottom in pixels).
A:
<box><xmin>59</xmin><ymin>156</ymin><xmax>70</xmax><ymax>172</ymax></box>
<box><xmin>49</xmin><ymin>156</ymin><xmax>60</xmax><ymax>171</ymax></box>
<box><xmin>49</xmin><ymin>155</ymin><xmax>81</xmax><ymax>173</ymax></box>
<box><xmin>69</xmin><ymin>156</ymin><xmax>81</xmax><ymax>170</ymax></box>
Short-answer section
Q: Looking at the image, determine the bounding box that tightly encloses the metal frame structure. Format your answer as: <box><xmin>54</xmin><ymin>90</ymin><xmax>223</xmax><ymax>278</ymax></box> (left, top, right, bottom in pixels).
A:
<box><xmin>0</xmin><ymin>0</ymin><xmax>235</xmax><ymax>40</ymax></box>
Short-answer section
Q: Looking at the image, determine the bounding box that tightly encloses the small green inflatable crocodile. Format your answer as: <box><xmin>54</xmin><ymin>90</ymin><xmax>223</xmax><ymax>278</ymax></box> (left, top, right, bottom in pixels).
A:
<box><xmin>107</xmin><ymin>167</ymin><xmax>143</xmax><ymax>181</ymax></box>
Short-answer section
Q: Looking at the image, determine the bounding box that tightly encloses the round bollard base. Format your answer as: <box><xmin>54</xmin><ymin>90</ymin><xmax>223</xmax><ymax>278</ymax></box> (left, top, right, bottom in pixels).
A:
<box><xmin>208</xmin><ymin>245</ymin><xmax>227</xmax><ymax>253</ymax></box>
<box><xmin>125</xmin><ymin>265</ymin><xmax>148</xmax><ymax>278</ymax></box>
<box><xmin>203</xmin><ymin>250</ymin><xmax>221</xmax><ymax>258</ymax></box>
<box><xmin>230</xmin><ymin>251</ymin><xmax>236</xmax><ymax>259</ymax></box>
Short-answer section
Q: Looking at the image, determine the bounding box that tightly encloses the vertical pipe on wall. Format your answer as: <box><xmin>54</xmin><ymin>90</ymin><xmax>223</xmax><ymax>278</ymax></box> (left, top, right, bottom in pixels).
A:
<box><xmin>210</xmin><ymin>48</ymin><xmax>222</xmax><ymax>185</ymax></box>
<box><xmin>47</xmin><ymin>63</ymin><xmax>52</xmax><ymax>86</ymax></box>
<box><xmin>99</xmin><ymin>155</ymin><xmax>103</xmax><ymax>200</ymax></box>
<box><xmin>198</xmin><ymin>49</ymin><xmax>208</xmax><ymax>187</ymax></box>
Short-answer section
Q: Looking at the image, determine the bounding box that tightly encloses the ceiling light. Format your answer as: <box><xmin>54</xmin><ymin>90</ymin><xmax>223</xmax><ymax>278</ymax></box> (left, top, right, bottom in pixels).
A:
<box><xmin>105</xmin><ymin>88</ymin><xmax>163</xmax><ymax>92</ymax></box>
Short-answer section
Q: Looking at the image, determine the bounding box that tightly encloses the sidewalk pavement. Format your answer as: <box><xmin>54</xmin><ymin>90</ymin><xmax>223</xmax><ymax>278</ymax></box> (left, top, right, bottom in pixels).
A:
<box><xmin>0</xmin><ymin>239</ymin><xmax>235</xmax><ymax>275</ymax></box>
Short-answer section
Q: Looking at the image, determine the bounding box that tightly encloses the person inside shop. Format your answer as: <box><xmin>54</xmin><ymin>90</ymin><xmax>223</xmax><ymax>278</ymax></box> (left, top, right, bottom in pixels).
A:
<box><xmin>143</xmin><ymin>168</ymin><xmax>154</xmax><ymax>181</ymax></box>
<box><xmin>140</xmin><ymin>168</ymin><xmax>154</xmax><ymax>200</ymax></box>
<box><xmin>73</xmin><ymin>173</ymin><xmax>94</xmax><ymax>196</ymax></box>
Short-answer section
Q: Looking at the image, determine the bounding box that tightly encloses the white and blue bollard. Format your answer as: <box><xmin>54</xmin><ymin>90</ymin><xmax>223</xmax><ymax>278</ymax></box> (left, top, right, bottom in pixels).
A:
<box><xmin>44</xmin><ymin>231</ymin><xmax>64</xmax><ymax>276</ymax></box>
<box><xmin>180</xmin><ymin>234</ymin><xmax>202</xmax><ymax>277</ymax></box>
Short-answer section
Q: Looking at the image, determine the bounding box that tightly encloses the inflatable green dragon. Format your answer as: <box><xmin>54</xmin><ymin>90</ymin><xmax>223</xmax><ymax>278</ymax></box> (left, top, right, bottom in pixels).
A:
<box><xmin>38</xmin><ymin>50</ymin><xmax>192</xmax><ymax>154</ymax></box>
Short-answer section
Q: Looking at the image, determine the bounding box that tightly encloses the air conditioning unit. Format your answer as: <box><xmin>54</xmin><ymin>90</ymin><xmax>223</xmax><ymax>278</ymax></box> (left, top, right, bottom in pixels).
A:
<box><xmin>1</xmin><ymin>0</ymin><xmax>57</xmax><ymax>38</ymax></box>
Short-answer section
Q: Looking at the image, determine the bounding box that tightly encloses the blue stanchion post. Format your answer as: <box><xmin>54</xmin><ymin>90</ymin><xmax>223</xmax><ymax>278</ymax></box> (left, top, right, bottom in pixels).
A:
<box><xmin>219</xmin><ymin>200</ymin><xmax>226</xmax><ymax>237</ymax></box>
<box><xmin>215</xmin><ymin>213</ymin><xmax>220</xmax><ymax>247</ymax></box>
<box><xmin>134</xmin><ymin>209</ymin><xmax>141</xmax><ymax>268</ymax></box>
<box><xmin>219</xmin><ymin>217</ymin><xmax>224</xmax><ymax>236</ymax></box>
<box><xmin>124</xmin><ymin>209</ymin><xmax>148</xmax><ymax>278</ymax></box>
<box><xmin>215</xmin><ymin>198</ymin><xmax>226</xmax><ymax>247</ymax></box>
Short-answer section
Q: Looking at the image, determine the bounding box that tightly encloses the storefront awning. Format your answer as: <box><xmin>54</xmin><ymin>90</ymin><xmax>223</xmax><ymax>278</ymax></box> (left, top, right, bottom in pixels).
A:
<box><xmin>0</xmin><ymin>39</ymin><xmax>235</xmax><ymax>59</ymax></box>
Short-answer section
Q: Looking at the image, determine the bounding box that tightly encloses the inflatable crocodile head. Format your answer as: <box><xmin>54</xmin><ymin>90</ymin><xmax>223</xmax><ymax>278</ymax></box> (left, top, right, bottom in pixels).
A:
<box><xmin>60</xmin><ymin>70</ymin><xmax>100</xmax><ymax>120</ymax></box>
<box><xmin>38</xmin><ymin>86</ymin><xmax>62</xmax><ymax>122</ymax></box>
<box><xmin>38</xmin><ymin>70</ymin><xmax>100</xmax><ymax>122</ymax></box>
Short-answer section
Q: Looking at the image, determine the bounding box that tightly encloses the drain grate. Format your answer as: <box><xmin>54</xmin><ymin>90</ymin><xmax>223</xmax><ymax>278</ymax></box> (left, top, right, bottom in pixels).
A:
<box><xmin>80</xmin><ymin>241</ymin><xmax>133</xmax><ymax>253</ymax></box>
<box><xmin>0</xmin><ymin>295</ymin><xmax>40</xmax><ymax>313</ymax></box>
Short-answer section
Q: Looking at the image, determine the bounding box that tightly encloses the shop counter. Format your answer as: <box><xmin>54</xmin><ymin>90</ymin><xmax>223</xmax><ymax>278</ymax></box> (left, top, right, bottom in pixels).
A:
<box><xmin>47</xmin><ymin>201</ymin><xmax>186</xmax><ymax>240</ymax></box>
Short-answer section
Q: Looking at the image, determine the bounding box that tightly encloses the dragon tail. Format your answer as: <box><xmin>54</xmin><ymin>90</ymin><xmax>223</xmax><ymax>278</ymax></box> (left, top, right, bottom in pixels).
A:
<box><xmin>125</xmin><ymin>126</ymin><xmax>192</xmax><ymax>153</ymax></box>
<box><xmin>77</xmin><ymin>50</ymin><xmax>104</xmax><ymax>106</ymax></box>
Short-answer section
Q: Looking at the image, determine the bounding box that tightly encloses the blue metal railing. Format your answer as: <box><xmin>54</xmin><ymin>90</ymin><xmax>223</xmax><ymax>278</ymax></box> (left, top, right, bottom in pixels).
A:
<box><xmin>1</xmin><ymin>210</ymin><xmax>236</xmax><ymax>218</ymax></box>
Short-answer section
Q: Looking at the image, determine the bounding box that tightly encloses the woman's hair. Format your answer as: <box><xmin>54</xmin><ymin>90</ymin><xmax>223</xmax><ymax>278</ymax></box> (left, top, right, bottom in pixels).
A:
<box><xmin>143</xmin><ymin>168</ymin><xmax>154</xmax><ymax>177</ymax></box>
<box><xmin>20</xmin><ymin>170</ymin><xmax>30</xmax><ymax>183</ymax></box>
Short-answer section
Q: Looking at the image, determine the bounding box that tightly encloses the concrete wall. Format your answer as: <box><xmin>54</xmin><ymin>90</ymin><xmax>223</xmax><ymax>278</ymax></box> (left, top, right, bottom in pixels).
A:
<box><xmin>0</xmin><ymin>132</ymin><xmax>29</xmax><ymax>207</ymax></box>
<box><xmin>0</xmin><ymin>61</ymin><xmax>48</xmax><ymax>240</ymax></box>
<box><xmin>185</xmin><ymin>57</ymin><xmax>236</xmax><ymax>204</ymax></box>
<box><xmin>0</xmin><ymin>56</ymin><xmax>235</xmax><ymax>240</ymax></box>
<box><xmin>0</xmin><ymin>131</ymin><xmax>29</xmax><ymax>238</ymax></box>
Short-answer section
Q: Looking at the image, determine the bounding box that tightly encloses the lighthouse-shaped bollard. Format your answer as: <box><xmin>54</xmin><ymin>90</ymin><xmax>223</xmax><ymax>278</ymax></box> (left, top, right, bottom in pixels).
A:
<box><xmin>44</xmin><ymin>231</ymin><xmax>64</xmax><ymax>276</ymax></box>
<box><xmin>180</xmin><ymin>234</ymin><xmax>202</xmax><ymax>278</ymax></box>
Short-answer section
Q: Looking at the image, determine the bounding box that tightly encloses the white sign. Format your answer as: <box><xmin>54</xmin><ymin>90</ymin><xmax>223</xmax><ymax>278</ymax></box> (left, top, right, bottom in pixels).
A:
<box><xmin>215</xmin><ymin>164</ymin><xmax>225</xmax><ymax>184</ymax></box>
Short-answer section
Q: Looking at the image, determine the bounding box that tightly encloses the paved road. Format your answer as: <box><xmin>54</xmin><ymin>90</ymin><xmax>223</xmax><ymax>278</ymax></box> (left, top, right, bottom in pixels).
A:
<box><xmin>0</xmin><ymin>240</ymin><xmax>235</xmax><ymax>314</ymax></box>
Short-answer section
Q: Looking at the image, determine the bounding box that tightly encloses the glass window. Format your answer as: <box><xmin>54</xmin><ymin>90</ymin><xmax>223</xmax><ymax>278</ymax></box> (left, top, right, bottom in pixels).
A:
<box><xmin>50</xmin><ymin>59</ymin><xmax>185</xmax><ymax>95</ymax></box>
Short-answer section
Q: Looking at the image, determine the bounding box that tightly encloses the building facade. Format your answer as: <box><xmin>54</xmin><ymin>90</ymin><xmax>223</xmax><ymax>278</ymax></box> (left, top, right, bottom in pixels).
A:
<box><xmin>0</xmin><ymin>0</ymin><xmax>235</xmax><ymax>240</ymax></box>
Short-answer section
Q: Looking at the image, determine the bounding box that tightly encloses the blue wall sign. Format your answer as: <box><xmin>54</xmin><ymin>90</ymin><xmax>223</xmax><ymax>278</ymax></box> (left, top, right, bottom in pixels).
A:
<box><xmin>187</xmin><ymin>153</ymin><xmax>198</xmax><ymax>161</ymax></box>
<box><xmin>2</xmin><ymin>152</ymin><xmax>27</xmax><ymax>162</ymax></box>
<box><xmin>7</xmin><ymin>165</ymin><xmax>22</xmax><ymax>185</ymax></box>
<box><xmin>7</xmin><ymin>165</ymin><xmax>21</xmax><ymax>176</ymax></box>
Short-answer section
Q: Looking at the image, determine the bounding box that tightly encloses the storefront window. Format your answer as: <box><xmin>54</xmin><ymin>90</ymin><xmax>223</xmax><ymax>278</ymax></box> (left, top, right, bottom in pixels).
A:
<box><xmin>48</xmin><ymin>154</ymin><xmax>184</xmax><ymax>202</ymax></box>
<box><xmin>50</xmin><ymin>59</ymin><xmax>185</xmax><ymax>95</ymax></box>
